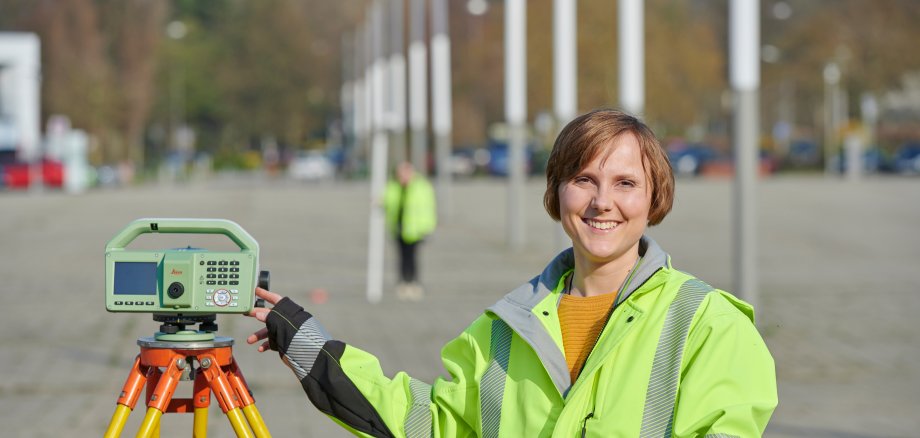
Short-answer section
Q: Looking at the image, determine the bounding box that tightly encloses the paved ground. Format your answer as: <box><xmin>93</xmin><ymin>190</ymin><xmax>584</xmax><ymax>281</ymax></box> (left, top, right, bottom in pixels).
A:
<box><xmin>0</xmin><ymin>174</ymin><xmax>917</xmax><ymax>437</ymax></box>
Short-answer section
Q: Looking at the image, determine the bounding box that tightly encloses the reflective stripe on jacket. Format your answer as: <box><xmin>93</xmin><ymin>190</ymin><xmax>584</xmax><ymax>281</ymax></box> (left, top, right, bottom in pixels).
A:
<box><xmin>265</xmin><ymin>236</ymin><xmax>777</xmax><ymax>437</ymax></box>
<box><xmin>384</xmin><ymin>176</ymin><xmax>436</xmax><ymax>244</ymax></box>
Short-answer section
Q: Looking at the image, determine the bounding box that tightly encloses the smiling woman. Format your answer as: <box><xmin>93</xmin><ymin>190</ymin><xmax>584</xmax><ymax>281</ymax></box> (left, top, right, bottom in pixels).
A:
<box><xmin>246</xmin><ymin>108</ymin><xmax>777</xmax><ymax>437</ymax></box>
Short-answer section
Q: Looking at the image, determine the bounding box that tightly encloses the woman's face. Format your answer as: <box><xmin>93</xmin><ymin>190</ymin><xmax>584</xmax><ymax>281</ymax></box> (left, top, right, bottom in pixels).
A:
<box><xmin>558</xmin><ymin>132</ymin><xmax>652</xmax><ymax>267</ymax></box>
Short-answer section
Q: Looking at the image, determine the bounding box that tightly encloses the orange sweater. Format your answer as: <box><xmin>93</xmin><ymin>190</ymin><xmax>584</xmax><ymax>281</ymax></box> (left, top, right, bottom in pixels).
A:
<box><xmin>558</xmin><ymin>292</ymin><xmax>618</xmax><ymax>383</ymax></box>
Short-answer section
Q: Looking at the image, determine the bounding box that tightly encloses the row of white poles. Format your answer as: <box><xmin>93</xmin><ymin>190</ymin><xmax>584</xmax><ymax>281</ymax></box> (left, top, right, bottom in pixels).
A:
<box><xmin>348</xmin><ymin>0</ymin><xmax>454</xmax><ymax>303</ymax></box>
<box><xmin>350</xmin><ymin>0</ymin><xmax>760</xmax><ymax>309</ymax></box>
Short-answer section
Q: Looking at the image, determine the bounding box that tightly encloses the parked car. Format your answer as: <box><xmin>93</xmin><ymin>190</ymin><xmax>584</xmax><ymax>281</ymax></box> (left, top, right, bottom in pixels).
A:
<box><xmin>784</xmin><ymin>140</ymin><xmax>821</xmax><ymax>169</ymax></box>
<box><xmin>288</xmin><ymin>151</ymin><xmax>335</xmax><ymax>182</ymax></box>
<box><xmin>892</xmin><ymin>142</ymin><xmax>920</xmax><ymax>175</ymax></box>
<box><xmin>667</xmin><ymin>144</ymin><xmax>718</xmax><ymax>176</ymax></box>
<box><xmin>1</xmin><ymin>158</ymin><xmax>65</xmax><ymax>189</ymax></box>
<box><xmin>830</xmin><ymin>147</ymin><xmax>889</xmax><ymax>174</ymax></box>
<box><xmin>486</xmin><ymin>141</ymin><xmax>535</xmax><ymax>176</ymax></box>
<box><xmin>450</xmin><ymin>148</ymin><xmax>477</xmax><ymax>178</ymax></box>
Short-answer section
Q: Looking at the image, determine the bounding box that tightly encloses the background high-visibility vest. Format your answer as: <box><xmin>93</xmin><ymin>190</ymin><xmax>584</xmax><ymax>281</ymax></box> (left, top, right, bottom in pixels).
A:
<box><xmin>384</xmin><ymin>175</ymin><xmax>437</xmax><ymax>244</ymax></box>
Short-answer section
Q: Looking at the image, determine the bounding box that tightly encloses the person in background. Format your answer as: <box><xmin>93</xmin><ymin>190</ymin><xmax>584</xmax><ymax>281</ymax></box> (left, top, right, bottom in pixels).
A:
<box><xmin>385</xmin><ymin>161</ymin><xmax>436</xmax><ymax>300</ymax></box>
<box><xmin>247</xmin><ymin>109</ymin><xmax>777</xmax><ymax>437</ymax></box>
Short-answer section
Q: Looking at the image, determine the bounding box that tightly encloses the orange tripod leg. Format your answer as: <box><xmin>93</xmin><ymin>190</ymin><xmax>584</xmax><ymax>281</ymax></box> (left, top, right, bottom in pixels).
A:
<box><xmin>104</xmin><ymin>355</ymin><xmax>149</xmax><ymax>438</ymax></box>
<box><xmin>199</xmin><ymin>352</ymin><xmax>255</xmax><ymax>438</ymax></box>
<box><xmin>136</xmin><ymin>352</ymin><xmax>184</xmax><ymax>438</ymax></box>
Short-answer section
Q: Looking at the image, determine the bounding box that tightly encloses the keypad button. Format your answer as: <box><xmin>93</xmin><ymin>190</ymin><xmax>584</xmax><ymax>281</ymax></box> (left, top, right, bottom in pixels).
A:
<box><xmin>207</xmin><ymin>280</ymin><xmax>216</xmax><ymax>285</ymax></box>
<box><xmin>230</xmin><ymin>261</ymin><xmax>239</xmax><ymax>265</ymax></box>
<box><xmin>219</xmin><ymin>261</ymin><xmax>228</xmax><ymax>265</ymax></box>
<box><xmin>229</xmin><ymin>281</ymin><xmax>239</xmax><ymax>285</ymax></box>
<box><xmin>207</xmin><ymin>261</ymin><xmax>217</xmax><ymax>266</ymax></box>
<box><xmin>230</xmin><ymin>267</ymin><xmax>239</xmax><ymax>272</ymax></box>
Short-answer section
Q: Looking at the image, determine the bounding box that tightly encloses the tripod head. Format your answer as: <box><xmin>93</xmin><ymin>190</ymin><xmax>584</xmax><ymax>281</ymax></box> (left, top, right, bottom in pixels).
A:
<box><xmin>153</xmin><ymin>313</ymin><xmax>219</xmax><ymax>341</ymax></box>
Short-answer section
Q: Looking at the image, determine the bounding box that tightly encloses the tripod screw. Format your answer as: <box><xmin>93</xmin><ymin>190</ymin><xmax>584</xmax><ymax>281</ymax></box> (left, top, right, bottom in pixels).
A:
<box><xmin>200</xmin><ymin>358</ymin><xmax>212</xmax><ymax>369</ymax></box>
<box><xmin>177</xmin><ymin>358</ymin><xmax>187</xmax><ymax>370</ymax></box>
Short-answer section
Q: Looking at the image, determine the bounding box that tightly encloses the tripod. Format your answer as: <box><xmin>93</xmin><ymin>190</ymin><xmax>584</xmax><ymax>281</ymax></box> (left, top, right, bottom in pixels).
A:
<box><xmin>104</xmin><ymin>315</ymin><xmax>271</xmax><ymax>438</ymax></box>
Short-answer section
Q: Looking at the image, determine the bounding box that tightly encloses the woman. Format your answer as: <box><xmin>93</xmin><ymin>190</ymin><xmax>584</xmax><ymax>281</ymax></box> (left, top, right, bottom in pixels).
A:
<box><xmin>247</xmin><ymin>109</ymin><xmax>777</xmax><ymax>437</ymax></box>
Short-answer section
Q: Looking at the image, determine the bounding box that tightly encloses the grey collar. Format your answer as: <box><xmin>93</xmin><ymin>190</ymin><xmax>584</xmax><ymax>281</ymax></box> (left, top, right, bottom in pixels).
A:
<box><xmin>485</xmin><ymin>235</ymin><xmax>670</xmax><ymax>396</ymax></box>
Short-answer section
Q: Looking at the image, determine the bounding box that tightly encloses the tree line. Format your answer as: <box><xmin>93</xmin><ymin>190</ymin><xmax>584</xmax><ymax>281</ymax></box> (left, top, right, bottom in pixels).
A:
<box><xmin>1</xmin><ymin>0</ymin><xmax>918</xmax><ymax>170</ymax></box>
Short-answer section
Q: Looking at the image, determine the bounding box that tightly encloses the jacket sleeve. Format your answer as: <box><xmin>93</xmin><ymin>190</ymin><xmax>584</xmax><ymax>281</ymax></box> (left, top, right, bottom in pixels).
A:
<box><xmin>671</xmin><ymin>292</ymin><xmax>778</xmax><ymax>437</ymax></box>
<box><xmin>265</xmin><ymin>297</ymin><xmax>489</xmax><ymax>438</ymax></box>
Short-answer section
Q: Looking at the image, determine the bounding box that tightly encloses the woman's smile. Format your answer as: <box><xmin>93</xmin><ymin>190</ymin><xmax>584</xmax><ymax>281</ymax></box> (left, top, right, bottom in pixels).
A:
<box><xmin>583</xmin><ymin>218</ymin><xmax>622</xmax><ymax>231</ymax></box>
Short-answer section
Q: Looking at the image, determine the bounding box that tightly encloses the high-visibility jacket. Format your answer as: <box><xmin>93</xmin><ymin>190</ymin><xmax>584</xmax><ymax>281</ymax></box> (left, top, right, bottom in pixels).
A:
<box><xmin>384</xmin><ymin>176</ymin><xmax>436</xmax><ymax>244</ymax></box>
<box><xmin>264</xmin><ymin>236</ymin><xmax>777</xmax><ymax>437</ymax></box>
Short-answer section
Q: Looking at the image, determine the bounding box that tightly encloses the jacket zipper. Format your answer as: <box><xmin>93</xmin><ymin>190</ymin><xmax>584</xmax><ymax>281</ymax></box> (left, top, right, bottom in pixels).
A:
<box><xmin>579</xmin><ymin>368</ymin><xmax>602</xmax><ymax>437</ymax></box>
<box><xmin>580</xmin><ymin>412</ymin><xmax>594</xmax><ymax>438</ymax></box>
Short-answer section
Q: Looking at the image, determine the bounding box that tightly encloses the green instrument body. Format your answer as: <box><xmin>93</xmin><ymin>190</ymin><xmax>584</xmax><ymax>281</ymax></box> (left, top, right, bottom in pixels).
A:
<box><xmin>105</xmin><ymin>218</ymin><xmax>259</xmax><ymax>314</ymax></box>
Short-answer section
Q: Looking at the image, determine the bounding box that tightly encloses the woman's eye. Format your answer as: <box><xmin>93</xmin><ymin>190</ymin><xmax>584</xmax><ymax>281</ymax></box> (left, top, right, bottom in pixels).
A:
<box><xmin>617</xmin><ymin>179</ymin><xmax>636</xmax><ymax>188</ymax></box>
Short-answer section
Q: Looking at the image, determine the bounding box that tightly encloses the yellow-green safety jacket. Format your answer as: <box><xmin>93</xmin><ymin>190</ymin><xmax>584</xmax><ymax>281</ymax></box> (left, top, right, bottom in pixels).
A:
<box><xmin>264</xmin><ymin>236</ymin><xmax>777</xmax><ymax>437</ymax></box>
<box><xmin>384</xmin><ymin>176</ymin><xmax>436</xmax><ymax>244</ymax></box>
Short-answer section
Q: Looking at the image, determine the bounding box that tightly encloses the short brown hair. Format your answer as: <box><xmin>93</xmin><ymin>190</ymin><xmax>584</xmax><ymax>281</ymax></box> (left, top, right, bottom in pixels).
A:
<box><xmin>543</xmin><ymin>109</ymin><xmax>674</xmax><ymax>225</ymax></box>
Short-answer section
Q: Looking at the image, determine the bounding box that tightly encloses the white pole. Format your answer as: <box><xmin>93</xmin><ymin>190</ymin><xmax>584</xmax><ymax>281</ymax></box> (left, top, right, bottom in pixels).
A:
<box><xmin>364</xmin><ymin>19</ymin><xmax>375</xmax><ymax>144</ymax></box>
<box><xmin>388</xmin><ymin>0</ymin><xmax>407</xmax><ymax>164</ymax></box>
<box><xmin>352</xmin><ymin>28</ymin><xmax>366</xmax><ymax>174</ymax></box>
<box><xmin>618</xmin><ymin>0</ymin><xmax>644</xmax><ymax>116</ymax></box>
<box><xmin>408</xmin><ymin>0</ymin><xmax>429</xmax><ymax>172</ymax></box>
<box><xmin>553</xmin><ymin>0</ymin><xmax>577</xmax><ymax>252</ymax></box>
<box><xmin>431</xmin><ymin>0</ymin><xmax>453</xmax><ymax>220</ymax></box>
<box><xmin>367</xmin><ymin>1</ymin><xmax>390</xmax><ymax>304</ymax></box>
<box><xmin>505</xmin><ymin>0</ymin><xmax>527</xmax><ymax>250</ymax></box>
<box><xmin>341</xmin><ymin>34</ymin><xmax>354</xmax><ymax>160</ymax></box>
<box><xmin>730</xmin><ymin>0</ymin><xmax>760</xmax><ymax>314</ymax></box>
<box><xmin>554</xmin><ymin>0</ymin><xmax>577</xmax><ymax>123</ymax></box>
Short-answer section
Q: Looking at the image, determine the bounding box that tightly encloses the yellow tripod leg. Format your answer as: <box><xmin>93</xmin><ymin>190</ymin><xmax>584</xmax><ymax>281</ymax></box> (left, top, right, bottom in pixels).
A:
<box><xmin>242</xmin><ymin>404</ymin><xmax>272</xmax><ymax>438</ymax></box>
<box><xmin>104</xmin><ymin>404</ymin><xmax>132</xmax><ymax>438</ymax></box>
<box><xmin>135</xmin><ymin>407</ymin><xmax>163</xmax><ymax>438</ymax></box>
<box><xmin>193</xmin><ymin>407</ymin><xmax>209</xmax><ymax>437</ymax></box>
<box><xmin>226</xmin><ymin>407</ymin><xmax>255</xmax><ymax>438</ymax></box>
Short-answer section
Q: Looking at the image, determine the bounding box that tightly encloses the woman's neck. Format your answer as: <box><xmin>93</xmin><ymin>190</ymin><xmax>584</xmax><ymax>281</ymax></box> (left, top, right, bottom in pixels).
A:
<box><xmin>569</xmin><ymin>249</ymin><xmax>641</xmax><ymax>298</ymax></box>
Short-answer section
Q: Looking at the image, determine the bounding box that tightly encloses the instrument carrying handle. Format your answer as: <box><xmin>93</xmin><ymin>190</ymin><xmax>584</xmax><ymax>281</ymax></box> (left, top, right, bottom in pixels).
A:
<box><xmin>105</xmin><ymin>218</ymin><xmax>259</xmax><ymax>253</ymax></box>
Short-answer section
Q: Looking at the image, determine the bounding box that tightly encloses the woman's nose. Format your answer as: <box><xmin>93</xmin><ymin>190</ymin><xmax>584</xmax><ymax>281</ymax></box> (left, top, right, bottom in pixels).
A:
<box><xmin>591</xmin><ymin>187</ymin><xmax>613</xmax><ymax>212</ymax></box>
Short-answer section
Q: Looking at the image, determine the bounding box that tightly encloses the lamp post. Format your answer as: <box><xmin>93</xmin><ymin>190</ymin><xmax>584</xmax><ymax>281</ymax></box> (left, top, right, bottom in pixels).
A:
<box><xmin>730</xmin><ymin>0</ymin><xmax>760</xmax><ymax>315</ymax></box>
<box><xmin>505</xmin><ymin>0</ymin><xmax>527</xmax><ymax>250</ymax></box>
<box><xmin>166</xmin><ymin>20</ymin><xmax>187</xmax><ymax>180</ymax></box>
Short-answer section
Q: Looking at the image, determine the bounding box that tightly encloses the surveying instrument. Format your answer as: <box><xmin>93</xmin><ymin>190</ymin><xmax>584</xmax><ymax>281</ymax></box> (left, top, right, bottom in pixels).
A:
<box><xmin>102</xmin><ymin>218</ymin><xmax>271</xmax><ymax>437</ymax></box>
